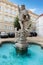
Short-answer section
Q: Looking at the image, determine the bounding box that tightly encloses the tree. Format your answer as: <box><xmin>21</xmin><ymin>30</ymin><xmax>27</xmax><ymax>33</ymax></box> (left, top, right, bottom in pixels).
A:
<box><xmin>14</xmin><ymin>16</ymin><xmax>21</xmax><ymax>31</ymax></box>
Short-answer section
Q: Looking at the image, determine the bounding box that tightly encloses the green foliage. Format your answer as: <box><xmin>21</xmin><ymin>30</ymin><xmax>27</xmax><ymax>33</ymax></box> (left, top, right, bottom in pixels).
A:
<box><xmin>14</xmin><ymin>16</ymin><xmax>21</xmax><ymax>30</ymax></box>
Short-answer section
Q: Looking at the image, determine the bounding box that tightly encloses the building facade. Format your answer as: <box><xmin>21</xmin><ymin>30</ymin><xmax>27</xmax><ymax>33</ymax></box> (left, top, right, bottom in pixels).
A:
<box><xmin>0</xmin><ymin>0</ymin><xmax>38</xmax><ymax>33</ymax></box>
<box><xmin>36</xmin><ymin>14</ymin><xmax>43</xmax><ymax>37</ymax></box>
<box><xmin>0</xmin><ymin>0</ymin><xmax>18</xmax><ymax>33</ymax></box>
<box><xmin>28</xmin><ymin>10</ymin><xmax>39</xmax><ymax>31</ymax></box>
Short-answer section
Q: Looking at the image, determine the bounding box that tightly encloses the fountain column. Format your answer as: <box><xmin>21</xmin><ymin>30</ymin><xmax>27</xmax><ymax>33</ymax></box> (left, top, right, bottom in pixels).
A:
<box><xmin>15</xmin><ymin>5</ymin><xmax>30</xmax><ymax>54</ymax></box>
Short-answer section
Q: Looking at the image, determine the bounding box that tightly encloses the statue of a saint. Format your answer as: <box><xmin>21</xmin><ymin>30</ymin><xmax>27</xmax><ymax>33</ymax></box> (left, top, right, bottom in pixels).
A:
<box><xmin>18</xmin><ymin>5</ymin><xmax>30</xmax><ymax>30</ymax></box>
<box><xmin>15</xmin><ymin>5</ymin><xmax>31</xmax><ymax>54</ymax></box>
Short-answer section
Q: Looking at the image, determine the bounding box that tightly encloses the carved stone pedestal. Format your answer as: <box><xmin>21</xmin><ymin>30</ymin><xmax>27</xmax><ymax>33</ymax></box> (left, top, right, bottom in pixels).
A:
<box><xmin>15</xmin><ymin>30</ymin><xmax>28</xmax><ymax>54</ymax></box>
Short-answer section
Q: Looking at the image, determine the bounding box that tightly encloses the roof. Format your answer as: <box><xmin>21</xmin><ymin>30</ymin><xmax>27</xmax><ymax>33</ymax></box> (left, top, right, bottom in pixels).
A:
<box><xmin>28</xmin><ymin>10</ymin><xmax>39</xmax><ymax>17</ymax></box>
<box><xmin>39</xmin><ymin>14</ymin><xmax>43</xmax><ymax>17</ymax></box>
<box><xmin>0</xmin><ymin>0</ymin><xmax>18</xmax><ymax>8</ymax></box>
<box><xmin>36</xmin><ymin>14</ymin><xmax>43</xmax><ymax>20</ymax></box>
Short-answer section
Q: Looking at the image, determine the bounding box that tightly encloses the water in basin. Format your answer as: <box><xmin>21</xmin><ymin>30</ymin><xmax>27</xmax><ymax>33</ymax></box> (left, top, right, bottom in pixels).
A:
<box><xmin>0</xmin><ymin>43</ymin><xmax>43</xmax><ymax>65</ymax></box>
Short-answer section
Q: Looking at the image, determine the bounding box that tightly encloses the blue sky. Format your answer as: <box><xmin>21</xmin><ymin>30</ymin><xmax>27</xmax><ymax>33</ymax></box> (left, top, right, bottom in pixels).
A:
<box><xmin>10</xmin><ymin>0</ymin><xmax>43</xmax><ymax>15</ymax></box>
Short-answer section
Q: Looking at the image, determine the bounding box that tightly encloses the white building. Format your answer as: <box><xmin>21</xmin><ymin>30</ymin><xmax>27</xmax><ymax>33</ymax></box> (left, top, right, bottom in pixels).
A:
<box><xmin>36</xmin><ymin>14</ymin><xmax>43</xmax><ymax>37</ymax></box>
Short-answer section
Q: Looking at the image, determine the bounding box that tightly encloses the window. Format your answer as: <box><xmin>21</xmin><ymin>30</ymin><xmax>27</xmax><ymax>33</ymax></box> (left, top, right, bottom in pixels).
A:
<box><xmin>4</xmin><ymin>25</ymin><xmax>10</xmax><ymax>30</ymax></box>
<box><xmin>12</xmin><ymin>10</ymin><xmax>16</xmax><ymax>15</ymax></box>
<box><xmin>4</xmin><ymin>7</ymin><xmax>8</xmax><ymax>13</ymax></box>
<box><xmin>8</xmin><ymin>8</ymin><xmax>10</xmax><ymax>13</ymax></box>
<box><xmin>0</xmin><ymin>12</ymin><xmax>2</xmax><ymax>14</ymax></box>
<box><xmin>8</xmin><ymin>17</ymin><xmax>14</xmax><ymax>22</ymax></box>
<box><xmin>0</xmin><ymin>15</ymin><xmax>2</xmax><ymax>20</ymax></box>
<box><xmin>0</xmin><ymin>6</ymin><xmax>2</xmax><ymax>11</ymax></box>
<box><xmin>4</xmin><ymin>6</ymin><xmax>11</xmax><ymax>13</ymax></box>
<box><xmin>4</xmin><ymin>25</ymin><xmax>13</xmax><ymax>30</ymax></box>
<box><xmin>8</xmin><ymin>16</ymin><xmax>11</xmax><ymax>22</ymax></box>
<box><xmin>0</xmin><ymin>6</ymin><xmax>3</xmax><ymax>11</ymax></box>
<box><xmin>4</xmin><ymin>25</ymin><xmax>7</xmax><ymax>30</ymax></box>
<box><xmin>4</xmin><ymin>15</ymin><xmax>14</xmax><ymax>22</ymax></box>
<box><xmin>10</xmin><ymin>26</ymin><xmax>13</xmax><ymax>30</ymax></box>
<box><xmin>9</xmin><ymin>26</ymin><xmax>13</xmax><ymax>30</ymax></box>
<box><xmin>0</xmin><ymin>6</ymin><xmax>1</xmax><ymax>10</ymax></box>
<box><xmin>10</xmin><ymin>17</ymin><xmax>13</xmax><ymax>22</ymax></box>
<box><xmin>14</xmin><ymin>11</ymin><xmax>16</xmax><ymax>15</ymax></box>
<box><xmin>0</xmin><ymin>23</ymin><xmax>1</xmax><ymax>28</ymax></box>
<box><xmin>4</xmin><ymin>16</ymin><xmax>8</xmax><ymax>21</ymax></box>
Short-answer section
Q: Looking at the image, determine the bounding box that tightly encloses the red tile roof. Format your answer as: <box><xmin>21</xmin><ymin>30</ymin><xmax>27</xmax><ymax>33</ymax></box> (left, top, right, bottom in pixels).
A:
<box><xmin>39</xmin><ymin>14</ymin><xmax>43</xmax><ymax>17</ymax></box>
<box><xmin>36</xmin><ymin>14</ymin><xmax>43</xmax><ymax>20</ymax></box>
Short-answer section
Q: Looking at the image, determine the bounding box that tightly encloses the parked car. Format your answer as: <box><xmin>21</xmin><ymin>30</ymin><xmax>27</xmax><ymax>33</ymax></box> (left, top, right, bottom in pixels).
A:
<box><xmin>1</xmin><ymin>32</ymin><xmax>8</xmax><ymax>38</ymax></box>
<box><xmin>8</xmin><ymin>32</ymin><xmax>15</xmax><ymax>38</ymax></box>
<box><xmin>29</xmin><ymin>32</ymin><xmax>37</xmax><ymax>37</ymax></box>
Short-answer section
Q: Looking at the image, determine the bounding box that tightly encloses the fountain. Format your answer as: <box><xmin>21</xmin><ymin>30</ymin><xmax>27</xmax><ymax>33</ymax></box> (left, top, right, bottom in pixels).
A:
<box><xmin>0</xmin><ymin>5</ymin><xmax>43</xmax><ymax>65</ymax></box>
<box><xmin>15</xmin><ymin>5</ymin><xmax>31</xmax><ymax>54</ymax></box>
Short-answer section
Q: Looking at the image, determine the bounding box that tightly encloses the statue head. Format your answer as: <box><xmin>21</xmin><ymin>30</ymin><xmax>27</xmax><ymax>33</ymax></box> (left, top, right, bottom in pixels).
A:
<box><xmin>21</xmin><ymin>5</ymin><xmax>25</xmax><ymax>10</ymax></box>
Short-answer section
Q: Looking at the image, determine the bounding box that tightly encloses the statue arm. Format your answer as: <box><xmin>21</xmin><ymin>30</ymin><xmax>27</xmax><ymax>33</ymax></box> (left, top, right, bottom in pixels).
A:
<box><xmin>18</xmin><ymin>5</ymin><xmax>20</xmax><ymax>14</ymax></box>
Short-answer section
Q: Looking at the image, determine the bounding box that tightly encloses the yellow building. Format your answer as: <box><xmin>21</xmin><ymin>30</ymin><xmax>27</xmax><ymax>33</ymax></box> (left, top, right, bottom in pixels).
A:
<box><xmin>28</xmin><ymin>10</ymin><xmax>39</xmax><ymax>31</ymax></box>
<box><xmin>0</xmin><ymin>0</ymin><xmax>18</xmax><ymax>33</ymax></box>
<box><xmin>0</xmin><ymin>0</ymin><xmax>39</xmax><ymax>33</ymax></box>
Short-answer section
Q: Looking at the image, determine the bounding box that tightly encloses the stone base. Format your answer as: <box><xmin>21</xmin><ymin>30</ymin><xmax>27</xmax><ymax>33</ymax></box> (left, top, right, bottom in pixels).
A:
<box><xmin>0</xmin><ymin>44</ymin><xmax>2</xmax><ymax>47</ymax></box>
<box><xmin>15</xmin><ymin>43</ymin><xmax>28</xmax><ymax>55</ymax></box>
<box><xmin>15</xmin><ymin>47</ymin><xmax>28</xmax><ymax>55</ymax></box>
<box><xmin>14</xmin><ymin>27</ymin><xmax>29</xmax><ymax>55</ymax></box>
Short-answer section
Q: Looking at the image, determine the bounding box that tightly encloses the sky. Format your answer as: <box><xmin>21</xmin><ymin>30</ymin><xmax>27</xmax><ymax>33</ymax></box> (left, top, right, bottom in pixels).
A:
<box><xmin>9</xmin><ymin>0</ymin><xmax>43</xmax><ymax>15</ymax></box>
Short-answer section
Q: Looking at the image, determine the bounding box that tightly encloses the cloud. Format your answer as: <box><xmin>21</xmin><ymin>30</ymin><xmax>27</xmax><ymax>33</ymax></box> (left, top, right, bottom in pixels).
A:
<box><xmin>29</xmin><ymin>8</ymin><xmax>36</xmax><ymax>12</ymax></box>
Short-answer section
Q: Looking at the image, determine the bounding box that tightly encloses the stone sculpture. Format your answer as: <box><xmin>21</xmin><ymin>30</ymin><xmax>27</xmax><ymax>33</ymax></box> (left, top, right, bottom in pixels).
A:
<box><xmin>18</xmin><ymin>5</ymin><xmax>30</xmax><ymax>30</ymax></box>
<box><xmin>15</xmin><ymin>5</ymin><xmax>31</xmax><ymax>54</ymax></box>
